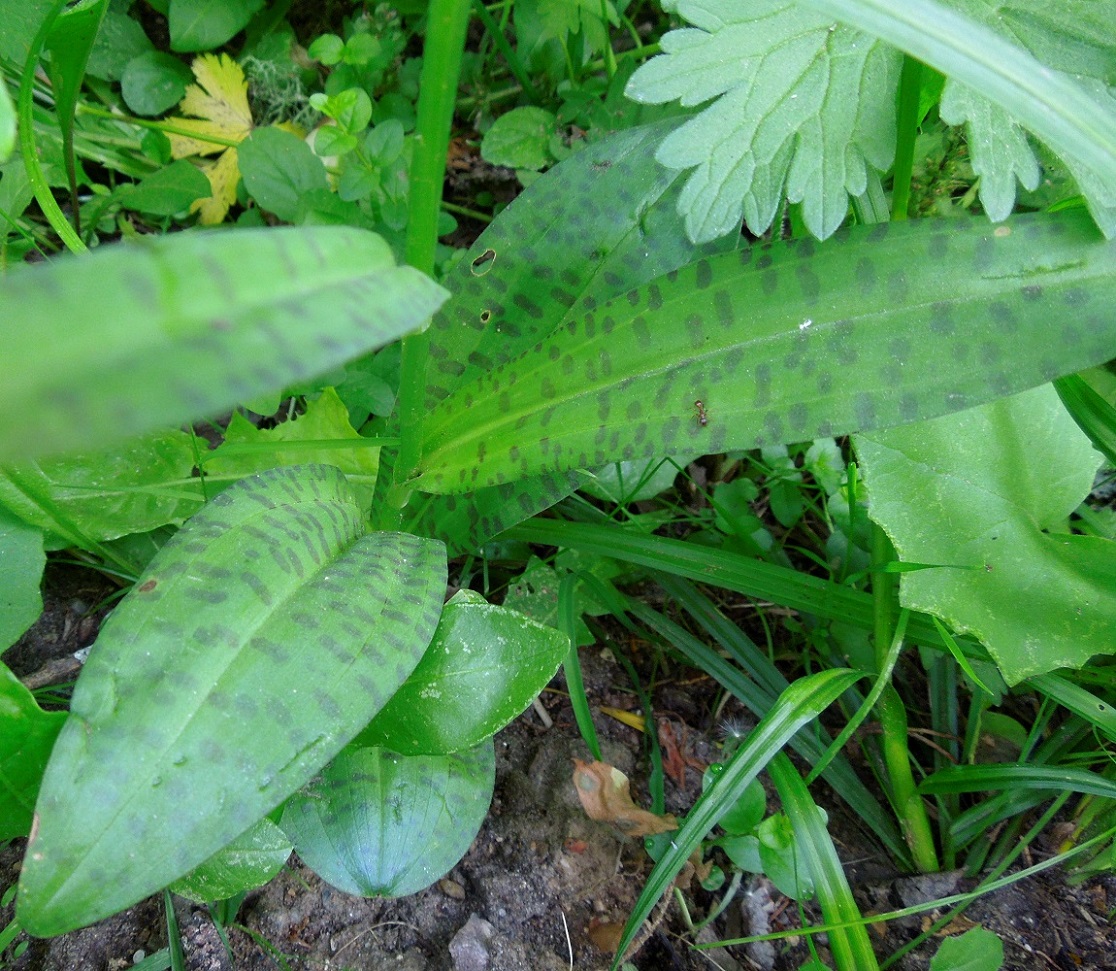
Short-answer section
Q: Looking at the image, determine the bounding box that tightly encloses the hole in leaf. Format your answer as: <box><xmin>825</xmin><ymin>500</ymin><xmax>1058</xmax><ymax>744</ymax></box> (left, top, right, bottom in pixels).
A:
<box><xmin>471</xmin><ymin>248</ymin><xmax>496</xmax><ymax>276</ymax></box>
<box><xmin>480</xmin><ymin>310</ymin><xmax>492</xmax><ymax>324</ymax></box>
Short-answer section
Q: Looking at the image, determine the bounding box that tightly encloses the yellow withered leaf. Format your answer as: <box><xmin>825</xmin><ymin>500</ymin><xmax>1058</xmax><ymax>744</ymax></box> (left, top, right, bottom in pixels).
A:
<box><xmin>572</xmin><ymin>759</ymin><xmax>677</xmax><ymax>837</ymax></box>
<box><xmin>166</xmin><ymin>54</ymin><xmax>254</xmax><ymax>225</ymax></box>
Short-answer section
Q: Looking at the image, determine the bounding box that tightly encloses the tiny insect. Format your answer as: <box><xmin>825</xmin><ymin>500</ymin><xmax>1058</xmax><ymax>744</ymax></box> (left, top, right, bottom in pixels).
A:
<box><xmin>693</xmin><ymin>399</ymin><xmax>709</xmax><ymax>426</ymax></box>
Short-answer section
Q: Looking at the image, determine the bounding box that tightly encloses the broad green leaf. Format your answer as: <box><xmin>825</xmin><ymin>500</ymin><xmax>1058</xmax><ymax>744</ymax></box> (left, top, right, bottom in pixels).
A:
<box><xmin>0</xmin><ymin>663</ymin><xmax>67</xmax><ymax>840</ymax></box>
<box><xmin>415</xmin><ymin>211</ymin><xmax>1116</xmax><ymax>494</ymax></box>
<box><xmin>0</xmin><ymin>0</ymin><xmax>53</xmax><ymax>66</ymax></box>
<box><xmin>169</xmin><ymin>817</ymin><xmax>292</xmax><ymax>904</ymax></box>
<box><xmin>930</xmin><ymin>926</ymin><xmax>1003</xmax><ymax>971</ymax></box>
<box><xmin>280</xmin><ymin>739</ymin><xmax>495</xmax><ymax>898</ymax></box>
<box><xmin>480</xmin><ymin>106</ymin><xmax>557</xmax><ymax>171</ymax></box>
<box><xmin>356</xmin><ymin>590</ymin><xmax>568</xmax><ymax>755</ymax></box>
<box><xmin>626</xmin><ymin>1</ymin><xmax>899</xmax><ymax>241</ymax></box>
<box><xmin>17</xmin><ymin>465</ymin><xmax>447</xmax><ymax>936</ymax></box>
<box><xmin>85</xmin><ymin>8</ymin><xmax>153</xmax><ymax>82</ymax></box>
<box><xmin>117</xmin><ymin>159</ymin><xmax>211</xmax><ymax>215</ymax></box>
<box><xmin>0</xmin><ymin>431</ymin><xmax>204</xmax><ymax>549</ymax></box>
<box><xmin>611</xmin><ymin>668</ymin><xmax>863</xmax><ymax>966</ymax></box>
<box><xmin>856</xmin><ymin>386</ymin><xmax>1113</xmax><ymax>683</ymax></box>
<box><xmin>168</xmin><ymin>0</ymin><xmax>264</xmax><ymax>52</ymax></box>
<box><xmin>0</xmin><ymin>227</ymin><xmax>447</xmax><ymax>462</ymax></box>
<box><xmin>0</xmin><ymin>506</ymin><xmax>44</xmax><ymax>647</ymax></box>
<box><xmin>121</xmin><ymin>51</ymin><xmax>194</xmax><ymax>116</ymax></box>
<box><xmin>808</xmin><ymin>0</ymin><xmax>1116</xmax><ymax>238</ymax></box>
<box><xmin>205</xmin><ymin>388</ymin><xmax>379</xmax><ymax>513</ymax></box>
<box><xmin>238</xmin><ymin>126</ymin><xmax>329</xmax><ymax>223</ymax></box>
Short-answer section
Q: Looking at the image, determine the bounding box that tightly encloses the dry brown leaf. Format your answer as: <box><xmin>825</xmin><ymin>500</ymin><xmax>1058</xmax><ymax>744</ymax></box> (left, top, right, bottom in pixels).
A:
<box><xmin>572</xmin><ymin>759</ymin><xmax>677</xmax><ymax>837</ymax></box>
<box><xmin>587</xmin><ymin>918</ymin><xmax>625</xmax><ymax>954</ymax></box>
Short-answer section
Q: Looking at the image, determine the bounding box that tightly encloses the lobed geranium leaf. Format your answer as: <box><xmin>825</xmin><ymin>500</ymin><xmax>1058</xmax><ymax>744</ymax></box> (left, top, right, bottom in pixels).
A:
<box><xmin>856</xmin><ymin>385</ymin><xmax>1114</xmax><ymax>684</ymax></box>
<box><xmin>0</xmin><ymin>226</ymin><xmax>447</xmax><ymax>462</ymax></box>
<box><xmin>414</xmin><ymin>211</ymin><xmax>1116</xmax><ymax>494</ymax></box>
<box><xmin>17</xmin><ymin>465</ymin><xmax>446</xmax><ymax>936</ymax></box>
<box><xmin>625</xmin><ymin>0</ymin><xmax>899</xmax><ymax>241</ymax></box>
<box><xmin>280</xmin><ymin>739</ymin><xmax>495</xmax><ymax>898</ymax></box>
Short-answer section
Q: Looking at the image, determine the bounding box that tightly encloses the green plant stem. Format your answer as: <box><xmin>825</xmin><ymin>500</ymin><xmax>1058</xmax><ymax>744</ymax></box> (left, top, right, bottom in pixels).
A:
<box><xmin>388</xmin><ymin>0</ymin><xmax>471</xmax><ymax>522</ymax></box>
<box><xmin>19</xmin><ymin>0</ymin><xmax>87</xmax><ymax>254</ymax></box>
<box><xmin>891</xmin><ymin>55</ymin><xmax>923</xmax><ymax>221</ymax></box>
<box><xmin>871</xmin><ymin>523</ymin><xmax>940</xmax><ymax>873</ymax></box>
<box><xmin>471</xmin><ymin>0</ymin><xmax>541</xmax><ymax>103</ymax></box>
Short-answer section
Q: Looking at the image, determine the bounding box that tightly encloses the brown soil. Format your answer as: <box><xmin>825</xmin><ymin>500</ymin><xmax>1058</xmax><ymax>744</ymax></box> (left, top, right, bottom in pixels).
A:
<box><xmin>3</xmin><ymin>573</ymin><xmax>1115</xmax><ymax>971</ymax></box>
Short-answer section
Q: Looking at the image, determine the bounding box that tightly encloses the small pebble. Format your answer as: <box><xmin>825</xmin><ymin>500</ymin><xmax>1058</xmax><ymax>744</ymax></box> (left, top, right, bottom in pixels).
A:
<box><xmin>440</xmin><ymin>878</ymin><xmax>466</xmax><ymax>901</ymax></box>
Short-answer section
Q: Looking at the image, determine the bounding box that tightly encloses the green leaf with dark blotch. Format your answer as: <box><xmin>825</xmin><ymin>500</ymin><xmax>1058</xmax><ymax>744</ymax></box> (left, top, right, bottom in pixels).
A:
<box><xmin>414</xmin><ymin>211</ymin><xmax>1116</xmax><ymax>494</ymax></box>
<box><xmin>0</xmin><ymin>505</ymin><xmax>44</xmax><ymax>647</ymax></box>
<box><xmin>168</xmin><ymin>0</ymin><xmax>264</xmax><ymax>52</ymax></box>
<box><xmin>239</xmin><ymin>126</ymin><xmax>330</xmax><ymax>224</ymax></box>
<box><xmin>205</xmin><ymin>388</ymin><xmax>378</xmax><ymax>514</ymax></box>
<box><xmin>280</xmin><ymin>739</ymin><xmax>495</xmax><ymax>898</ymax></box>
<box><xmin>856</xmin><ymin>385</ymin><xmax>1114</xmax><ymax>684</ymax></box>
<box><xmin>0</xmin><ymin>431</ymin><xmax>204</xmax><ymax>550</ymax></box>
<box><xmin>373</xmin><ymin>120</ymin><xmax>728</xmax><ymax>550</ymax></box>
<box><xmin>17</xmin><ymin>465</ymin><xmax>447</xmax><ymax>937</ymax></box>
<box><xmin>117</xmin><ymin>159</ymin><xmax>210</xmax><ymax>215</ymax></box>
<box><xmin>611</xmin><ymin>669</ymin><xmax>863</xmax><ymax>967</ymax></box>
<box><xmin>0</xmin><ymin>663</ymin><xmax>67</xmax><ymax>841</ymax></box>
<box><xmin>356</xmin><ymin>590</ymin><xmax>568</xmax><ymax>755</ymax></box>
<box><xmin>169</xmin><ymin>816</ymin><xmax>291</xmax><ymax>904</ymax></box>
<box><xmin>0</xmin><ymin>227</ymin><xmax>447</xmax><ymax>462</ymax></box>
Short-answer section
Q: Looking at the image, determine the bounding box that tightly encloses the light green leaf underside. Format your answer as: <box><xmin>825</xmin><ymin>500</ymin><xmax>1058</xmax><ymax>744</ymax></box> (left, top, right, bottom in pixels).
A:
<box><xmin>280</xmin><ymin>739</ymin><xmax>495</xmax><ymax>898</ymax></box>
<box><xmin>856</xmin><ymin>386</ymin><xmax>1113</xmax><ymax>685</ymax></box>
<box><xmin>625</xmin><ymin>0</ymin><xmax>899</xmax><ymax>241</ymax></box>
<box><xmin>0</xmin><ymin>663</ymin><xmax>66</xmax><ymax>841</ymax></box>
<box><xmin>17</xmin><ymin>465</ymin><xmax>446</xmax><ymax>936</ymax></box>
<box><xmin>414</xmin><ymin>211</ymin><xmax>1116</xmax><ymax>495</ymax></box>
<box><xmin>356</xmin><ymin>590</ymin><xmax>569</xmax><ymax>755</ymax></box>
<box><xmin>1</xmin><ymin>227</ymin><xmax>447</xmax><ymax>462</ymax></box>
<box><xmin>807</xmin><ymin>0</ymin><xmax>1116</xmax><ymax>237</ymax></box>
<box><xmin>0</xmin><ymin>431</ymin><xmax>202</xmax><ymax>549</ymax></box>
<box><xmin>169</xmin><ymin>816</ymin><xmax>292</xmax><ymax>904</ymax></box>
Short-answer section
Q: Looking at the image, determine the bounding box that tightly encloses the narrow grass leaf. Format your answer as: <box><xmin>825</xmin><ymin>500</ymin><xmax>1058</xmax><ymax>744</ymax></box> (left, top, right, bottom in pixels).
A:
<box><xmin>1</xmin><ymin>228</ymin><xmax>447</xmax><ymax>461</ymax></box>
<box><xmin>17</xmin><ymin>465</ymin><xmax>447</xmax><ymax>936</ymax></box>
<box><xmin>1027</xmin><ymin>673</ymin><xmax>1116</xmax><ymax>744</ymax></box>
<box><xmin>417</xmin><ymin>212</ymin><xmax>1116</xmax><ymax>494</ymax></box>
<box><xmin>769</xmin><ymin>754</ymin><xmax>879</xmax><ymax>971</ymax></box>
<box><xmin>921</xmin><ymin>764</ymin><xmax>1116</xmax><ymax>800</ymax></box>
<box><xmin>611</xmin><ymin>669</ymin><xmax>862</xmax><ymax>967</ymax></box>
<box><xmin>1054</xmin><ymin>373</ymin><xmax>1116</xmax><ymax>467</ymax></box>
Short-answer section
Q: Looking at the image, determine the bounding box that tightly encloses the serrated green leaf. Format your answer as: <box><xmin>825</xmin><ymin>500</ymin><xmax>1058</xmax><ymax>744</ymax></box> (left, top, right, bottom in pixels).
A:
<box><xmin>415</xmin><ymin>211</ymin><xmax>1116</xmax><ymax>494</ymax></box>
<box><xmin>0</xmin><ymin>227</ymin><xmax>447</xmax><ymax>462</ymax></box>
<box><xmin>856</xmin><ymin>386</ymin><xmax>1113</xmax><ymax>684</ymax></box>
<box><xmin>238</xmin><ymin>126</ymin><xmax>329</xmax><ymax>223</ymax></box>
<box><xmin>280</xmin><ymin>739</ymin><xmax>495</xmax><ymax>898</ymax></box>
<box><xmin>17</xmin><ymin>465</ymin><xmax>447</xmax><ymax>936</ymax></box>
<box><xmin>0</xmin><ymin>506</ymin><xmax>44</xmax><ymax>647</ymax></box>
<box><xmin>480</xmin><ymin>106</ymin><xmax>557</xmax><ymax>171</ymax></box>
<box><xmin>0</xmin><ymin>431</ymin><xmax>203</xmax><ymax>549</ymax></box>
<box><xmin>169</xmin><ymin>0</ymin><xmax>264</xmax><ymax>52</ymax></box>
<box><xmin>205</xmin><ymin>388</ymin><xmax>378</xmax><ymax>513</ymax></box>
<box><xmin>0</xmin><ymin>663</ymin><xmax>67</xmax><ymax>840</ymax></box>
<box><xmin>169</xmin><ymin>816</ymin><xmax>292</xmax><ymax>903</ymax></box>
<box><xmin>808</xmin><ymin>0</ymin><xmax>1116</xmax><ymax>237</ymax></box>
<box><xmin>626</xmin><ymin>1</ymin><xmax>899</xmax><ymax>241</ymax></box>
<box><xmin>356</xmin><ymin>590</ymin><xmax>568</xmax><ymax>754</ymax></box>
